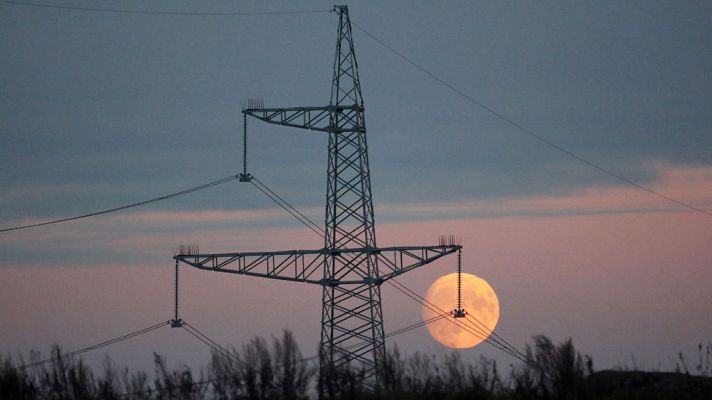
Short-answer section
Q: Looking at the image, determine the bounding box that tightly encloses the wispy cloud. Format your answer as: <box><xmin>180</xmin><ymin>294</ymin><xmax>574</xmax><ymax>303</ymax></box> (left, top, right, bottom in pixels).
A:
<box><xmin>378</xmin><ymin>163</ymin><xmax>712</xmax><ymax>220</ymax></box>
<box><xmin>3</xmin><ymin>163</ymin><xmax>710</xmax><ymax>268</ymax></box>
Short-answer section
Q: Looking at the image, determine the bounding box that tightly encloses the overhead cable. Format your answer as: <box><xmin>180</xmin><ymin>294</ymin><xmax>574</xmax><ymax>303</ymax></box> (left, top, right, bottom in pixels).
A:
<box><xmin>0</xmin><ymin>174</ymin><xmax>239</xmax><ymax>233</ymax></box>
<box><xmin>388</xmin><ymin>278</ymin><xmax>527</xmax><ymax>360</ymax></box>
<box><xmin>250</xmin><ymin>176</ymin><xmax>323</xmax><ymax>238</ymax></box>
<box><xmin>351</xmin><ymin>22</ymin><xmax>712</xmax><ymax>219</ymax></box>
<box><xmin>387</xmin><ymin>279</ymin><xmax>533</xmax><ymax>366</ymax></box>
<box><xmin>384</xmin><ymin>311</ymin><xmax>450</xmax><ymax>339</ymax></box>
<box><xmin>19</xmin><ymin>320</ymin><xmax>170</xmax><ymax>370</ymax></box>
<box><xmin>118</xmin><ymin>312</ymin><xmax>451</xmax><ymax>397</ymax></box>
<box><xmin>181</xmin><ymin>322</ymin><xmax>246</xmax><ymax>367</ymax></box>
<box><xmin>240</xmin><ymin>179</ymin><xmax>533</xmax><ymax>365</ymax></box>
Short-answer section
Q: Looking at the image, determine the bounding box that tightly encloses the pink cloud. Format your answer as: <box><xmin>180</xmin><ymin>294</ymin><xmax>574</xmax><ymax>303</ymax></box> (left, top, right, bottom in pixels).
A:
<box><xmin>380</xmin><ymin>163</ymin><xmax>712</xmax><ymax>217</ymax></box>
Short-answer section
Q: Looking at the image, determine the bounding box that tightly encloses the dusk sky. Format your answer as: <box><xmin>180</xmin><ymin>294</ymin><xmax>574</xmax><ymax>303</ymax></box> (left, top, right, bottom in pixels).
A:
<box><xmin>1</xmin><ymin>1</ymin><xmax>711</xmax><ymax>374</ymax></box>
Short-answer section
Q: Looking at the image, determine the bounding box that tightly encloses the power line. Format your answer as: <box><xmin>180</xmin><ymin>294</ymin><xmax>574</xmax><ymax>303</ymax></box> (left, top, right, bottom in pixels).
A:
<box><xmin>249</xmin><ymin>176</ymin><xmax>323</xmax><ymax>238</ymax></box>
<box><xmin>4</xmin><ymin>6</ymin><xmax>704</xmax><ymax>217</ymax></box>
<box><xmin>294</xmin><ymin>313</ymin><xmax>451</xmax><ymax>365</ymax></box>
<box><xmin>388</xmin><ymin>277</ymin><xmax>530</xmax><ymax>363</ymax></box>
<box><xmin>386</xmin><ymin>278</ymin><xmax>533</xmax><ymax>366</ymax></box>
<box><xmin>463</xmin><ymin>312</ymin><xmax>527</xmax><ymax>362</ymax></box>
<box><xmin>19</xmin><ymin>320</ymin><xmax>170</xmax><ymax>370</ymax></box>
<box><xmin>1</xmin><ymin>1</ymin><xmax>329</xmax><ymax>16</ymax></box>
<box><xmin>245</xmin><ymin>177</ymin><xmax>530</xmax><ymax>362</ymax></box>
<box><xmin>242</xmin><ymin>177</ymin><xmax>533</xmax><ymax>365</ymax></box>
<box><xmin>0</xmin><ymin>174</ymin><xmax>239</xmax><ymax>233</ymax></box>
<box><xmin>351</xmin><ymin>22</ymin><xmax>712</xmax><ymax>219</ymax></box>
<box><xmin>173</xmin><ymin>179</ymin><xmax>538</xmax><ymax>373</ymax></box>
<box><xmin>384</xmin><ymin>312</ymin><xmax>451</xmax><ymax>339</ymax></box>
<box><xmin>252</xmin><ymin>177</ymin><xmax>322</xmax><ymax>232</ymax></box>
<box><xmin>393</xmin><ymin>280</ymin><xmax>530</xmax><ymax>366</ymax></box>
<box><xmin>181</xmin><ymin>322</ymin><xmax>246</xmax><ymax>368</ymax></box>
<box><xmin>118</xmin><ymin>313</ymin><xmax>451</xmax><ymax>397</ymax></box>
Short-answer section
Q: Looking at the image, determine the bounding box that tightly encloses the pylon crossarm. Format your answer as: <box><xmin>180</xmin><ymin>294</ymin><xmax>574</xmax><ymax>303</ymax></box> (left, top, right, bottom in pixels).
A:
<box><xmin>174</xmin><ymin>244</ymin><xmax>460</xmax><ymax>286</ymax></box>
<box><xmin>243</xmin><ymin>105</ymin><xmax>363</xmax><ymax>133</ymax></box>
<box><xmin>376</xmin><ymin>245</ymin><xmax>461</xmax><ymax>283</ymax></box>
<box><xmin>174</xmin><ymin>249</ymin><xmax>326</xmax><ymax>284</ymax></box>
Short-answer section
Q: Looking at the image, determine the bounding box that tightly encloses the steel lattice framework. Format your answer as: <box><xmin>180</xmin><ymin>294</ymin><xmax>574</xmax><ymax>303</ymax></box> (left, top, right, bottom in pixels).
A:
<box><xmin>174</xmin><ymin>5</ymin><xmax>460</xmax><ymax>386</ymax></box>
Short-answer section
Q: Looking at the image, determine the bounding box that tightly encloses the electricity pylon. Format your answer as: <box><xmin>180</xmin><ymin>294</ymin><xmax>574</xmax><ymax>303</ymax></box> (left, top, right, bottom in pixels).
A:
<box><xmin>174</xmin><ymin>5</ymin><xmax>460</xmax><ymax>386</ymax></box>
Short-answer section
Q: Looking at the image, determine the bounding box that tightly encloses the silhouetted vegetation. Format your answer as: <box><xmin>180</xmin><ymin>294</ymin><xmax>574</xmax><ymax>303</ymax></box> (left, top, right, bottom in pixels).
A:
<box><xmin>1</xmin><ymin>333</ymin><xmax>710</xmax><ymax>399</ymax></box>
<box><xmin>509</xmin><ymin>336</ymin><xmax>593</xmax><ymax>400</ymax></box>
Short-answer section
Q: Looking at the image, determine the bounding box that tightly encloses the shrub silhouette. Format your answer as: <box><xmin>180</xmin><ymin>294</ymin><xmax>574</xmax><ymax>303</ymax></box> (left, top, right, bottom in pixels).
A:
<box><xmin>2</xmin><ymin>333</ymin><xmax>710</xmax><ymax>399</ymax></box>
<box><xmin>510</xmin><ymin>335</ymin><xmax>593</xmax><ymax>400</ymax></box>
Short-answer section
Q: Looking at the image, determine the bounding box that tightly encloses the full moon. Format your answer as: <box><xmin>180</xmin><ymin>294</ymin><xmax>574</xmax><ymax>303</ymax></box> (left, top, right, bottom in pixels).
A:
<box><xmin>422</xmin><ymin>273</ymin><xmax>500</xmax><ymax>349</ymax></box>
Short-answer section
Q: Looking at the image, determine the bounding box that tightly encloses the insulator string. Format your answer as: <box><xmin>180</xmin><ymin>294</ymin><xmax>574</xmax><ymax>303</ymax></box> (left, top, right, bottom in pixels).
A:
<box><xmin>174</xmin><ymin>260</ymin><xmax>179</xmax><ymax>322</ymax></box>
<box><xmin>457</xmin><ymin>248</ymin><xmax>462</xmax><ymax>311</ymax></box>
<box><xmin>243</xmin><ymin>113</ymin><xmax>248</xmax><ymax>176</ymax></box>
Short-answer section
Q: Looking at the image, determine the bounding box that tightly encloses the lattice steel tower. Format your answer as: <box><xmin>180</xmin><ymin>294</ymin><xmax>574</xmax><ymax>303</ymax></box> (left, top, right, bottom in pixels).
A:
<box><xmin>175</xmin><ymin>5</ymin><xmax>460</xmax><ymax>386</ymax></box>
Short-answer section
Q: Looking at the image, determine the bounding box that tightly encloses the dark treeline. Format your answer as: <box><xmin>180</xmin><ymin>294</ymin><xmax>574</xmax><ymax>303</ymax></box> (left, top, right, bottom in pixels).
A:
<box><xmin>1</xmin><ymin>331</ymin><xmax>711</xmax><ymax>399</ymax></box>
